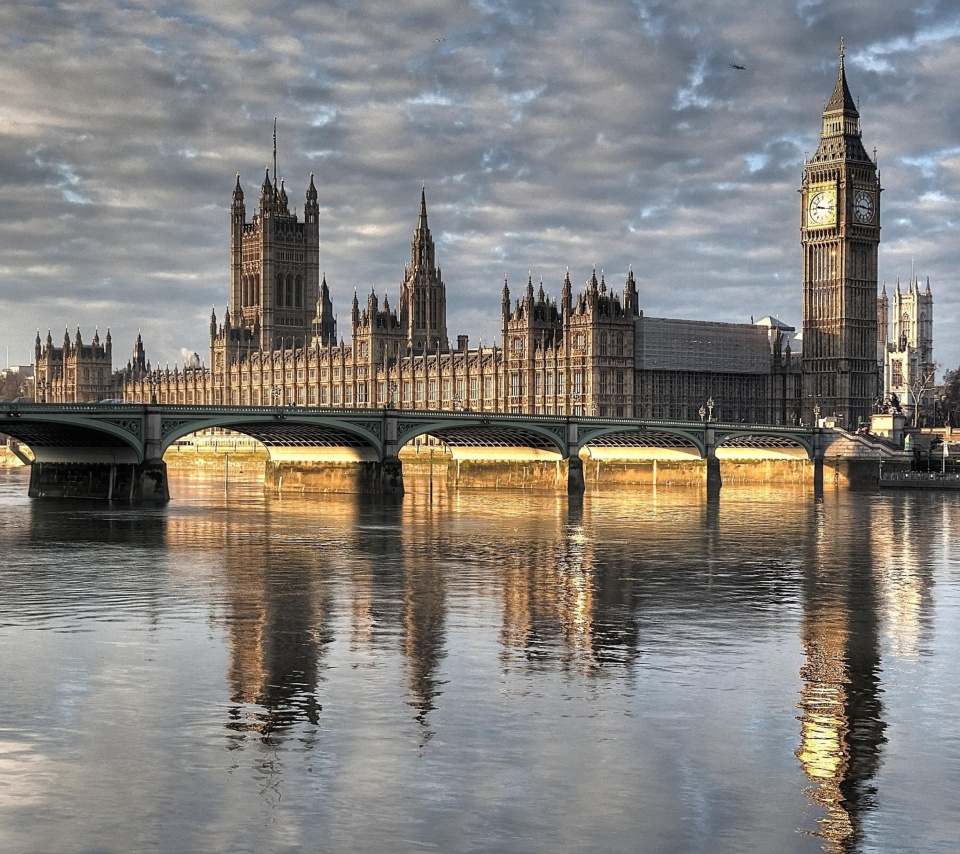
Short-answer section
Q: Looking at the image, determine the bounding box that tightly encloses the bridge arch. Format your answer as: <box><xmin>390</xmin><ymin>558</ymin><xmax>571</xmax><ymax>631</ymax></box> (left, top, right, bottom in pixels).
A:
<box><xmin>2</xmin><ymin>411</ymin><xmax>144</xmax><ymax>462</ymax></box>
<box><xmin>714</xmin><ymin>429</ymin><xmax>815</xmax><ymax>459</ymax></box>
<box><xmin>576</xmin><ymin>424</ymin><xmax>707</xmax><ymax>458</ymax></box>
<box><xmin>159</xmin><ymin>412</ymin><xmax>385</xmax><ymax>461</ymax></box>
<box><xmin>397</xmin><ymin>416</ymin><xmax>568</xmax><ymax>459</ymax></box>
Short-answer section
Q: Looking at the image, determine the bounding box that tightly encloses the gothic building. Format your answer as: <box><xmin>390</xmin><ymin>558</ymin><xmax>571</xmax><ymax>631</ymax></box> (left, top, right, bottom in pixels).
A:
<box><xmin>110</xmin><ymin>178</ymin><xmax>799</xmax><ymax>423</ymax></box>
<box><xmin>34</xmin><ymin>327</ymin><xmax>114</xmax><ymax>403</ymax></box>
<box><xmin>878</xmin><ymin>274</ymin><xmax>936</xmax><ymax>422</ymax></box>
<box><xmin>801</xmin><ymin>40</ymin><xmax>882</xmax><ymax>428</ymax></box>
<box><xmin>39</xmin><ymin>43</ymin><xmax>926</xmax><ymax>430</ymax></box>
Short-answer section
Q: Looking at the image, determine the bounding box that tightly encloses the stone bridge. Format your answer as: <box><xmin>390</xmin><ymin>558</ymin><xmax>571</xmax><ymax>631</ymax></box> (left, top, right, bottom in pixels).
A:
<box><xmin>1</xmin><ymin>402</ymin><xmax>824</xmax><ymax>500</ymax></box>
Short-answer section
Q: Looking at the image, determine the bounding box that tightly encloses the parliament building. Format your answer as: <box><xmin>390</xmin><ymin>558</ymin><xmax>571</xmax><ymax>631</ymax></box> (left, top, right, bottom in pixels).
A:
<box><xmin>34</xmin><ymin>45</ymin><xmax>936</xmax><ymax>428</ymax></box>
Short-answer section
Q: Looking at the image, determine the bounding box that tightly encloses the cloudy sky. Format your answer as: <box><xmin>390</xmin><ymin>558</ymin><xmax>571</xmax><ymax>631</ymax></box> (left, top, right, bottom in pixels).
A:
<box><xmin>1</xmin><ymin>0</ymin><xmax>959</xmax><ymax>373</ymax></box>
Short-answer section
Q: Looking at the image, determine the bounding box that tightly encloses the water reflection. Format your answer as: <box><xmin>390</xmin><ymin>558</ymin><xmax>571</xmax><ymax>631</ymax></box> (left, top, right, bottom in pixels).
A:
<box><xmin>1</xmin><ymin>469</ymin><xmax>955</xmax><ymax>853</ymax></box>
<box><xmin>794</xmin><ymin>492</ymin><xmax>941</xmax><ymax>851</ymax></box>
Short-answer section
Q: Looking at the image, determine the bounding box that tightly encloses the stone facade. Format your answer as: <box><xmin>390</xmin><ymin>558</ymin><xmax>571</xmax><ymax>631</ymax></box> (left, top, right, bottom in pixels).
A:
<box><xmin>34</xmin><ymin>328</ymin><xmax>114</xmax><ymax>403</ymax></box>
<box><xmin>111</xmin><ymin>182</ymin><xmax>800</xmax><ymax>420</ymax></box>
<box><xmin>878</xmin><ymin>275</ymin><xmax>936</xmax><ymax>423</ymax></box>
<box><xmin>801</xmin><ymin>41</ymin><xmax>882</xmax><ymax>429</ymax></box>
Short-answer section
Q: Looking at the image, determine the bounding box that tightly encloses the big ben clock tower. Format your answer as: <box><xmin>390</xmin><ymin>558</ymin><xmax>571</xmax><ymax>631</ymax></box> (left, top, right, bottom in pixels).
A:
<box><xmin>801</xmin><ymin>40</ymin><xmax>881</xmax><ymax>428</ymax></box>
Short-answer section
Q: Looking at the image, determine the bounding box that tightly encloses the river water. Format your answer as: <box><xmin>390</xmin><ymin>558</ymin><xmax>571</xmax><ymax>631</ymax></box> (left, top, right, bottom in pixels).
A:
<box><xmin>0</xmin><ymin>467</ymin><xmax>957</xmax><ymax>854</ymax></box>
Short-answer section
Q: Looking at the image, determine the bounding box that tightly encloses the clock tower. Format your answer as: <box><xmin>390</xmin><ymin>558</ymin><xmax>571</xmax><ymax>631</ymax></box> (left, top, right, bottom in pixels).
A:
<box><xmin>801</xmin><ymin>40</ymin><xmax>881</xmax><ymax>428</ymax></box>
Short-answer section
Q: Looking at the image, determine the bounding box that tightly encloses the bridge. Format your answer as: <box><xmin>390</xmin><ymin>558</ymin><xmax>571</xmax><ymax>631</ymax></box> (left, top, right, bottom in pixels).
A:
<box><xmin>2</xmin><ymin>402</ymin><xmax>824</xmax><ymax>500</ymax></box>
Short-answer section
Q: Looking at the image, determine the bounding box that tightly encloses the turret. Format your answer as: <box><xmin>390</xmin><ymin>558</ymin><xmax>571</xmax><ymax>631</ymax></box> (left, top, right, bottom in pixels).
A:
<box><xmin>623</xmin><ymin>266</ymin><xmax>639</xmax><ymax>316</ymax></box>
<box><xmin>561</xmin><ymin>268</ymin><xmax>572</xmax><ymax>317</ymax></box>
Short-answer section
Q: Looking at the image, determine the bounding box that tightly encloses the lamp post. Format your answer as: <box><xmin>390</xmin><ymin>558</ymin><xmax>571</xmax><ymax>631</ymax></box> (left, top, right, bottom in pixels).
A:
<box><xmin>388</xmin><ymin>381</ymin><xmax>398</xmax><ymax>407</ymax></box>
<box><xmin>699</xmin><ymin>404</ymin><xmax>707</xmax><ymax>423</ymax></box>
<box><xmin>707</xmin><ymin>396</ymin><xmax>715</xmax><ymax>422</ymax></box>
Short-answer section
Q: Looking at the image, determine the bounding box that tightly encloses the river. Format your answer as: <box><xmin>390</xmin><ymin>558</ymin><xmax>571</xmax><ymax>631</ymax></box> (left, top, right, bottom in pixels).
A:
<box><xmin>0</xmin><ymin>468</ymin><xmax>957</xmax><ymax>853</ymax></box>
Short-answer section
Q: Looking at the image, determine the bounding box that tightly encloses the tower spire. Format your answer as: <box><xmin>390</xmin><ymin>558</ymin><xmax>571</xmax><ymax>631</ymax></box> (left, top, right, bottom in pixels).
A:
<box><xmin>273</xmin><ymin>118</ymin><xmax>278</xmax><ymax>186</ymax></box>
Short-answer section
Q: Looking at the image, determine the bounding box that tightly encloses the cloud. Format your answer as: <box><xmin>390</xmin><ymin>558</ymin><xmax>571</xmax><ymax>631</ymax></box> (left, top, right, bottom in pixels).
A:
<box><xmin>1</xmin><ymin>0</ymin><xmax>959</xmax><ymax>371</ymax></box>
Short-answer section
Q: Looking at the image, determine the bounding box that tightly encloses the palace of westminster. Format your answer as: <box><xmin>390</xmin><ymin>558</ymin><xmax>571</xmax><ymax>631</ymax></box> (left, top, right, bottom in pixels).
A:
<box><xmin>33</xmin><ymin>46</ymin><xmax>937</xmax><ymax>428</ymax></box>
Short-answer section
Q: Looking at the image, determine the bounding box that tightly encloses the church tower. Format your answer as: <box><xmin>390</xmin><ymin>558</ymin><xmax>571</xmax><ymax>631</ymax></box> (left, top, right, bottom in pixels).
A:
<box><xmin>801</xmin><ymin>40</ymin><xmax>881</xmax><ymax>428</ymax></box>
<box><xmin>229</xmin><ymin>145</ymin><xmax>321</xmax><ymax>352</ymax></box>
<box><xmin>399</xmin><ymin>186</ymin><xmax>448</xmax><ymax>354</ymax></box>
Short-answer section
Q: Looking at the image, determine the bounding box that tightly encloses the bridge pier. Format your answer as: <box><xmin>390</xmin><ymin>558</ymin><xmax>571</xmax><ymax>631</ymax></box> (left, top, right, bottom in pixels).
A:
<box><xmin>813</xmin><ymin>428</ymin><xmax>824</xmax><ymax>498</ymax></box>
<box><xmin>705</xmin><ymin>425</ymin><xmax>722</xmax><ymax>494</ymax></box>
<box><xmin>567</xmin><ymin>456</ymin><xmax>585</xmax><ymax>494</ymax></box>
<box><xmin>263</xmin><ymin>456</ymin><xmax>404</xmax><ymax>496</ymax></box>
<box><xmin>28</xmin><ymin>459</ymin><xmax>169</xmax><ymax>501</ymax></box>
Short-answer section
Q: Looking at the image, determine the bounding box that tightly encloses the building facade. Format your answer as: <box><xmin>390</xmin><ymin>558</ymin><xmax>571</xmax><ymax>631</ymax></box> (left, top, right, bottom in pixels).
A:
<box><xmin>878</xmin><ymin>275</ymin><xmax>936</xmax><ymax>423</ymax></box>
<box><xmin>109</xmin><ymin>180</ymin><xmax>799</xmax><ymax>422</ymax></box>
<box><xmin>34</xmin><ymin>327</ymin><xmax>114</xmax><ymax>403</ymax></box>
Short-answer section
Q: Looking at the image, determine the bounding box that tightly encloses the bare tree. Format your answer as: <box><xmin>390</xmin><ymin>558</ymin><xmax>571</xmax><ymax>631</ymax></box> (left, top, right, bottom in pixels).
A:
<box><xmin>909</xmin><ymin>363</ymin><xmax>939</xmax><ymax>427</ymax></box>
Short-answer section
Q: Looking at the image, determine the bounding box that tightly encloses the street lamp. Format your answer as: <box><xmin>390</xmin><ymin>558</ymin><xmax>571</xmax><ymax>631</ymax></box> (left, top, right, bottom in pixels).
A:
<box><xmin>148</xmin><ymin>372</ymin><xmax>161</xmax><ymax>404</ymax></box>
<box><xmin>707</xmin><ymin>396</ymin><xmax>715</xmax><ymax>422</ymax></box>
<box><xmin>699</xmin><ymin>404</ymin><xmax>707</xmax><ymax>423</ymax></box>
<box><xmin>813</xmin><ymin>403</ymin><xmax>821</xmax><ymax>424</ymax></box>
<box><xmin>388</xmin><ymin>381</ymin><xmax>398</xmax><ymax>407</ymax></box>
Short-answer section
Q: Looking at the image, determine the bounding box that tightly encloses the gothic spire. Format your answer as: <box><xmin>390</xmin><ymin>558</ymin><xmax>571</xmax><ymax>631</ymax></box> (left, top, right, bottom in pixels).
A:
<box><xmin>825</xmin><ymin>38</ymin><xmax>858</xmax><ymax>117</ymax></box>
<box><xmin>410</xmin><ymin>184</ymin><xmax>435</xmax><ymax>270</ymax></box>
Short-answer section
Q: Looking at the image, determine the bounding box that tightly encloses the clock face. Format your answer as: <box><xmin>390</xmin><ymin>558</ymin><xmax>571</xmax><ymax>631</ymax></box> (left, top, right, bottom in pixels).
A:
<box><xmin>808</xmin><ymin>190</ymin><xmax>837</xmax><ymax>225</ymax></box>
<box><xmin>854</xmin><ymin>190</ymin><xmax>875</xmax><ymax>223</ymax></box>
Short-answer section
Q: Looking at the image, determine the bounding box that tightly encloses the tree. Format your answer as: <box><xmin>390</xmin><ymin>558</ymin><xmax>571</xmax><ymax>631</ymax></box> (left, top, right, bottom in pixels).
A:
<box><xmin>909</xmin><ymin>363</ymin><xmax>939</xmax><ymax>427</ymax></box>
<box><xmin>0</xmin><ymin>372</ymin><xmax>23</xmax><ymax>402</ymax></box>
<box><xmin>939</xmin><ymin>366</ymin><xmax>960</xmax><ymax>426</ymax></box>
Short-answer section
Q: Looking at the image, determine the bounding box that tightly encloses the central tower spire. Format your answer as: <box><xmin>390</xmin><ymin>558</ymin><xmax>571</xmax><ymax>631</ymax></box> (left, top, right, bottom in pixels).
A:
<box><xmin>400</xmin><ymin>185</ymin><xmax>448</xmax><ymax>353</ymax></box>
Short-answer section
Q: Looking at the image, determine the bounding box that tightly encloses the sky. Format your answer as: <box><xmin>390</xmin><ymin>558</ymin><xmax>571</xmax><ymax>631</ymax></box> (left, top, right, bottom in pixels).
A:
<box><xmin>1</xmin><ymin>0</ymin><xmax>959</xmax><ymax>374</ymax></box>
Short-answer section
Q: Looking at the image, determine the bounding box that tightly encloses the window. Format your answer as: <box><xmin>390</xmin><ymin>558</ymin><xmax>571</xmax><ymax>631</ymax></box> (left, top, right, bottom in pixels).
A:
<box><xmin>892</xmin><ymin>360</ymin><xmax>903</xmax><ymax>387</ymax></box>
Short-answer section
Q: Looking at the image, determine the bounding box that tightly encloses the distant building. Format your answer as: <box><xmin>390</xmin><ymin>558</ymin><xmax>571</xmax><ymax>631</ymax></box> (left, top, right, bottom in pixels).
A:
<box><xmin>0</xmin><ymin>364</ymin><xmax>35</xmax><ymax>402</ymax></box>
<box><xmin>878</xmin><ymin>275</ymin><xmax>936</xmax><ymax>423</ymax></box>
<box><xmin>34</xmin><ymin>328</ymin><xmax>113</xmax><ymax>403</ymax></box>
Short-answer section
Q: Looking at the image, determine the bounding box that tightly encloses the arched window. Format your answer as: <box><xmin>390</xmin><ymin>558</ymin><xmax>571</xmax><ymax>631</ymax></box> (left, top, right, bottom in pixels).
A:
<box><xmin>276</xmin><ymin>275</ymin><xmax>284</xmax><ymax>306</ymax></box>
<box><xmin>295</xmin><ymin>276</ymin><xmax>303</xmax><ymax>308</ymax></box>
<box><xmin>286</xmin><ymin>275</ymin><xmax>294</xmax><ymax>308</ymax></box>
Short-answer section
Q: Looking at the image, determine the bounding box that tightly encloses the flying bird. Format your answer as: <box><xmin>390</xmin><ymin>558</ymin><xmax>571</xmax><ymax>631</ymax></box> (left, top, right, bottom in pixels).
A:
<box><xmin>730</xmin><ymin>63</ymin><xmax>746</xmax><ymax>70</ymax></box>
<box><xmin>435</xmin><ymin>37</ymin><xmax>445</xmax><ymax>42</ymax></box>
